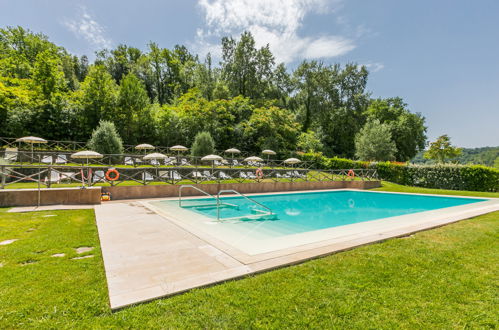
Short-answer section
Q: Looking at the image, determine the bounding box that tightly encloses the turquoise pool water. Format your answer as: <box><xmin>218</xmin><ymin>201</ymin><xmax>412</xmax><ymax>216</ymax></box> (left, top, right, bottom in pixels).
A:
<box><xmin>156</xmin><ymin>191</ymin><xmax>486</xmax><ymax>237</ymax></box>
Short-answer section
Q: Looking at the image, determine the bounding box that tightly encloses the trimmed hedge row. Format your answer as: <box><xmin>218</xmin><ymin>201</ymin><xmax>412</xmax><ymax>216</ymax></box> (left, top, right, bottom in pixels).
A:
<box><xmin>301</xmin><ymin>153</ymin><xmax>499</xmax><ymax>192</ymax></box>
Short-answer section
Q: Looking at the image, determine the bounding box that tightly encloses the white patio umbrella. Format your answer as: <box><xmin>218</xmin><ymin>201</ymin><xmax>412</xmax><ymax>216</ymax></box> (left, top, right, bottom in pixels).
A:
<box><xmin>225</xmin><ymin>148</ymin><xmax>240</xmax><ymax>167</ymax></box>
<box><xmin>170</xmin><ymin>145</ymin><xmax>188</xmax><ymax>160</ymax></box>
<box><xmin>143</xmin><ymin>152</ymin><xmax>168</xmax><ymax>160</ymax></box>
<box><xmin>135</xmin><ymin>143</ymin><xmax>154</xmax><ymax>155</ymax></box>
<box><xmin>143</xmin><ymin>152</ymin><xmax>168</xmax><ymax>166</ymax></box>
<box><xmin>16</xmin><ymin>136</ymin><xmax>47</xmax><ymax>161</ymax></box>
<box><xmin>71</xmin><ymin>150</ymin><xmax>103</xmax><ymax>165</ymax></box>
<box><xmin>225</xmin><ymin>148</ymin><xmax>241</xmax><ymax>154</ymax></box>
<box><xmin>262</xmin><ymin>149</ymin><xmax>276</xmax><ymax>162</ymax></box>
<box><xmin>283</xmin><ymin>157</ymin><xmax>301</xmax><ymax>168</ymax></box>
<box><xmin>201</xmin><ymin>154</ymin><xmax>223</xmax><ymax>170</ymax></box>
<box><xmin>244</xmin><ymin>156</ymin><xmax>263</xmax><ymax>166</ymax></box>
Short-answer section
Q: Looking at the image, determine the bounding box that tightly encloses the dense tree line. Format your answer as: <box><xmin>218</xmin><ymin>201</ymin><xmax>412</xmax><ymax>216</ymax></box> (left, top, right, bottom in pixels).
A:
<box><xmin>0</xmin><ymin>26</ymin><xmax>427</xmax><ymax>160</ymax></box>
<box><xmin>413</xmin><ymin>146</ymin><xmax>499</xmax><ymax>168</ymax></box>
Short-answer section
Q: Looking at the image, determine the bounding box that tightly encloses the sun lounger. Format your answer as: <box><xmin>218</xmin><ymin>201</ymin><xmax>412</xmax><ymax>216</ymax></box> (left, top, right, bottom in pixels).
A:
<box><xmin>55</xmin><ymin>154</ymin><xmax>68</xmax><ymax>164</ymax></box>
<box><xmin>41</xmin><ymin>155</ymin><xmax>53</xmax><ymax>164</ymax></box>
<box><xmin>219</xmin><ymin>171</ymin><xmax>232</xmax><ymax>180</ymax></box>
<box><xmin>164</xmin><ymin>157</ymin><xmax>176</xmax><ymax>165</ymax></box>
<box><xmin>293</xmin><ymin>170</ymin><xmax>306</xmax><ymax>179</ymax></box>
<box><xmin>4</xmin><ymin>148</ymin><xmax>18</xmax><ymax>162</ymax></box>
<box><xmin>171</xmin><ymin>171</ymin><xmax>182</xmax><ymax>181</ymax></box>
<box><xmin>203</xmin><ymin>171</ymin><xmax>216</xmax><ymax>180</ymax></box>
<box><xmin>192</xmin><ymin>171</ymin><xmax>205</xmax><ymax>179</ymax></box>
<box><xmin>181</xmin><ymin>158</ymin><xmax>191</xmax><ymax>166</ymax></box>
<box><xmin>60</xmin><ymin>172</ymin><xmax>77</xmax><ymax>182</ymax></box>
<box><xmin>158</xmin><ymin>171</ymin><xmax>170</xmax><ymax>179</ymax></box>
<box><xmin>142</xmin><ymin>172</ymin><xmax>154</xmax><ymax>181</ymax></box>
<box><xmin>92</xmin><ymin>170</ymin><xmax>106</xmax><ymax>182</ymax></box>
<box><xmin>150</xmin><ymin>159</ymin><xmax>160</xmax><ymax>166</ymax></box>
<box><xmin>246</xmin><ymin>171</ymin><xmax>257</xmax><ymax>179</ymax></box>
<box><xmin>239</xmin><ymin>172</ymin><xmax>248</xmax><ymax>179</ymax></box>
<box><xmin>124</xmin><ymin>157</ymin><xmax>134</xmax><ymax>165</ymax></box>
<box><xmin>233</xmin><ymin>160</ymin><xmax>240</xmax><ymax>166</ymax></box>
<box><xmin>45</xmin><ymin>170</ymin><xmax>60</xmax><ymax>183</ymax></box>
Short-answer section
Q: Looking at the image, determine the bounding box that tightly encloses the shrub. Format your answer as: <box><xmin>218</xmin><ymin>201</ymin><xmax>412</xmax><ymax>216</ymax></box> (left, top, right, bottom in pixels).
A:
<box><xmin>191</xmin><ymin>131</ymin><xmax>215</xmax><ymax>157</ymax></box>
<box><xmin>87</xmin><ymin>120</ymin><xmax>124</xmax><ymax>160</ymax></box>
<box><xmin>302</xmin><ymin>152</ymin><xmax>499</xmax><ymax>192</ymax></box>
<box><xmin>355</xmin><ymin>119</ymin><xmax>397</xmax><ymax>161</ymax></box>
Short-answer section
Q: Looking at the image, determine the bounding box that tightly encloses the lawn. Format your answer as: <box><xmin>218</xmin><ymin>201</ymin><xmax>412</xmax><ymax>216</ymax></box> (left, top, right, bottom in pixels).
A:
<box><xmin>0</xmin><ymin>183</ymin><xmax>498</xmax><ymax>328</ymax></box>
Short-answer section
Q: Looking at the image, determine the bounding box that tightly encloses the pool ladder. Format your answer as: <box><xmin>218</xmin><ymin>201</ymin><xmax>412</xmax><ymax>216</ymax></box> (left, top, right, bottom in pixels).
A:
<box><xmin>178</xmin><ymin>185</ymin><xmax>274</xmax><ymax>221</ymax></box>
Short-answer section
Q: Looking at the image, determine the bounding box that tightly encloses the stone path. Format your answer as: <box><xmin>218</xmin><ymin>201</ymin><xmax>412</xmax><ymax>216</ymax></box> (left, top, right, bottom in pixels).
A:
<box><xmin>7</xmin><ymin>204</ymin><xmax>94</xmax><ymax>213</ymax></box>
<box><xmin>0</xmin><ymin>239</ymin><xmax>18</xmax><ymax>245</ymax></box>
<box><xmin>76</xmin><ymin>247</ymin><xmax>94</xmax><ymax>254</ymax></box>
<box><xmin>72</xmin><ymin>255</ymin><xmax>94</xmax><ymax>260</ymax></box>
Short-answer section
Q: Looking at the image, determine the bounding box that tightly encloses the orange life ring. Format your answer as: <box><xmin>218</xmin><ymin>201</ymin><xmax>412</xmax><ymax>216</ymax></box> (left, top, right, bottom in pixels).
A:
<box><xmin>347</xmin><ymin>169</ymin><xmax>355</xmax><ymax>178</ymax></box>
<box><xmin>105</xmin><ymin>169</ymin><xmax>120</xmax><ymax>181</ymax></box>
<box><xmin>255</xmin><ymin>168</ymin><xmax>264</xmax><ymax>179</ymax></box>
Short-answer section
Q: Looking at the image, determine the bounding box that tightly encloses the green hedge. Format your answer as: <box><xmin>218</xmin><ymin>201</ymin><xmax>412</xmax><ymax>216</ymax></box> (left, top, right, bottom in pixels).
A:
<box><xmin>302</xmin><ymin>153</ymin><xmax>499</xmax><ymax>192</ymax></box>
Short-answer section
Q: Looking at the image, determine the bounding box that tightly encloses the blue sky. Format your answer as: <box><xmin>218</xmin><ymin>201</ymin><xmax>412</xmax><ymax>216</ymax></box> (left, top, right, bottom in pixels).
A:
<box><xmin>1</xmin><ymin>0</ymin><xmax>498</xmax><ymax>147</ymax></box>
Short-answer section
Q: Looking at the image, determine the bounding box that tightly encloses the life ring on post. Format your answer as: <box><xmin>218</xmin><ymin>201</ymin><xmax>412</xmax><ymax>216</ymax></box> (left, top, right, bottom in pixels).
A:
<box><xmin>347</xmin><ymin>169</ymin><xmax>355</xmax><ymax>179</ymax></box>
<box><xmin>105</xmin><ymin>168</ymin><xmax>120</xmax><ymax>181</ymax></box>
<box><xmin>255</xmin><ymin>168</ymin><xmax>264</xmax><ymax>179</ymax></box>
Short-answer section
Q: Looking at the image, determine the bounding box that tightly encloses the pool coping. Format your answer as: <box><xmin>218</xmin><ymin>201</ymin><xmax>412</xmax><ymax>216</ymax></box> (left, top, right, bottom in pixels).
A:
<box><xmin>142</xmin><ymin>189</ymin><xmax>499</xmax><ymax>264</ymax></box>
<box><xmin>96</xmin><ymin>189</ymin><xmax>499</xmax><ymax>310</ymax></box>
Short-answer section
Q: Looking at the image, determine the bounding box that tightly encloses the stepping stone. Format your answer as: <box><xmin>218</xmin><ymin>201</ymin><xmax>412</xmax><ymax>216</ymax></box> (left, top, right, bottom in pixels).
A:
<box><xmin>21</xmin><ymin>260</ymin><xmax>37</xmax><ymax>266</ymax></box>
<box><xmin>0</xmin><ymin>239</ymin><xmax>18</xmax><ymax>245</ymax></box>
<box><xmin>72</xmin><ymin>255</ymin><xmax>94</xmax><ymax>260</ymax></box>
<box><xmin>27</xmin><ymin>228</ymin><xmax>36</xmax><ymax>232</ymax></box>
<box><xmin>52</xmin><ymin>253</ymin><xmax>65</xmax><ymax>258</ymax></box>
<box><xmin>76</xmin><ymin>246</ymin><xmax>94</xmax><ymax>254</ymax></box>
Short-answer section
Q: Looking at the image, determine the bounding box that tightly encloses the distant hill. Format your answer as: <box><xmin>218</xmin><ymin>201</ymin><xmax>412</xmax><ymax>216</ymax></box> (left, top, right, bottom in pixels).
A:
<box><xmin>411</xmin><ymin>146</ymin><xmax>499</xmax><ymax>168</ymax></box>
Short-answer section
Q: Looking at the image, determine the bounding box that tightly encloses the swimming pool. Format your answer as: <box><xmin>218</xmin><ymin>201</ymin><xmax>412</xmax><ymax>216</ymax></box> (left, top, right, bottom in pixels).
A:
<box><xmin>147</xmin><ymin>190</ymin><xmax>493</xmax><ymax>256</ymax></box>
<box><xmin>154</xmin><ymin>190</ymin><xmax>486</xmax><ymax>236</ymax></box>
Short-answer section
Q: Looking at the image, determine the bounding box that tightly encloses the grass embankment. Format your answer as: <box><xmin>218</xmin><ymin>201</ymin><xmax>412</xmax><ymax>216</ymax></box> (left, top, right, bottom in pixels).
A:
<box><xmin>0</xmin><ymin>183</ymin><xmax>498</xmax><ymax>328</ymax></box>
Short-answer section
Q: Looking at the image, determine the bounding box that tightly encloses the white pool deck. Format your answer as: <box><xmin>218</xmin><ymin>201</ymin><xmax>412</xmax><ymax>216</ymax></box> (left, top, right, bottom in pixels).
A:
<box><xmin>93</xmin><ymin>189</ymin><xmax>499</xmax><ymax>310</ymax></box>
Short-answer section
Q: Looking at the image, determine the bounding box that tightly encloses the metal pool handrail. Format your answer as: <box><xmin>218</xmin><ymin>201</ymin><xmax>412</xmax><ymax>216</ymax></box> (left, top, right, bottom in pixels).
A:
<box><xmin>217</xmin><ymin>189</ymin><xmax>273</xmax><ymax>221</ymax></box>
<box><xmin>178</xmin><ymin>185</ymin><xmax>218</xmax><ymax>207</ymax></box>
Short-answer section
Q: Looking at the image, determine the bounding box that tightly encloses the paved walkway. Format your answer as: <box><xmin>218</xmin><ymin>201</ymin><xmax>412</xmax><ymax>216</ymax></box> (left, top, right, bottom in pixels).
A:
<box><xmin>95</xmin><ymin>202</ymin><xmax>251</xmax><ymax>309</ymax></box>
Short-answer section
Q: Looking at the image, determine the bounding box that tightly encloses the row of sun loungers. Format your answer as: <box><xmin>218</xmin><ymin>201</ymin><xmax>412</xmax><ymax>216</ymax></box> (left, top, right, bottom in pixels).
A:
<box><xmin>43</xmin><ymin>169</ymin><xmax>307</xmax><ymax>184</ymax></box>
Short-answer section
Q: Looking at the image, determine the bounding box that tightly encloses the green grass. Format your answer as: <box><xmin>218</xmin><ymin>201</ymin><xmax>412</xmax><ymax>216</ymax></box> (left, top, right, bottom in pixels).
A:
<box><xmin>375</xmin><ymin>181</ymin><xmax>499</xmax><ymax>198</ymax></box>
<box><xmin>0</xmin><ymin>185</ymin><xmax>498</xmax><ymax>328</ymax></box>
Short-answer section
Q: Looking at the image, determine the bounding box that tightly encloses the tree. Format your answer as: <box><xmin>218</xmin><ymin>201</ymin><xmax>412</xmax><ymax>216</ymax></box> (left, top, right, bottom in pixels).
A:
<box><xmin>32</xmin><ymin>50</ymin><xmax>66</xmax><ymax>99</ymax></box>
<box><xmin>117</xmin><ymin>72</ymin><xmax>151</xmax><ymax>143</ymax></box>
<box><xmin>76</xmin><ymin>65</ymin><xmax>118</xmax><ymax>136</ymax></box>
<box><xmin>242</xmin><ymin>106</ymin><xmax>300</xmax><ymax>154</ymax></box>
<box><xmin>87</xmin><ymin>120</ymin><xmax>124</xmax><ymax>158</ymax></box>
<box><xmin>424</xmin><ymin>135</ymin><xmax>462</xmax><ymax>163</ymax></box>
<box><xmin>365</xmin><ymin>97</ymin><xmax>426</xmax><ymax>161</ymax></box>
<box><xmin>220</xmin><ymin>31</ymin><xmax>275</xmax><ymax>99</ymax></box>
<box><xmin>355</xmin><ymin>120</ymin><xmax>397</xmax><ymax>161</ymax></box>
<box><xmin>292</xmin><ymin>62</ymin><xmax>370</xmax><ymax>157</ymax></box>
<box><xmin>191</xmin><ymin>131</ymin><xmax>215</xmax><ymax>157</ymax></box>
<box><xmin>297</xmin><ymin>130</ymin><xmax>323</xmax><ymax>153</ymax></box>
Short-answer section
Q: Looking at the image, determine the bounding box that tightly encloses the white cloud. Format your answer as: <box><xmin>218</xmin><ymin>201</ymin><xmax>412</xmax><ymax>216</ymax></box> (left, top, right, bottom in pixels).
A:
<box><xmin>364</xmin><ymin>62</ymin><xmax>385</xmax><ymax>73</ymax></box>
<box><xmin>195</xmin><ymin>0</ymin><xmax>354</xmax><ymax>63</ymax></box>
<box><xmin>63</xmin><ymin>7</ymin><xmax>112</xmax><ymax>50</ymax></box>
